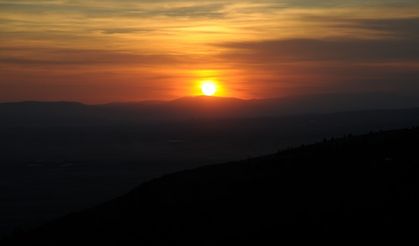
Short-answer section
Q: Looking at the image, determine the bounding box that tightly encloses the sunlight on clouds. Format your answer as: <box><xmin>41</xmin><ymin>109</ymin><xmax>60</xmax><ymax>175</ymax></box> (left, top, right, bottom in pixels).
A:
<box><xmin>1</xmin><ymin>0</ymin><xmax>419</xmax><ymax>102</ymax></box>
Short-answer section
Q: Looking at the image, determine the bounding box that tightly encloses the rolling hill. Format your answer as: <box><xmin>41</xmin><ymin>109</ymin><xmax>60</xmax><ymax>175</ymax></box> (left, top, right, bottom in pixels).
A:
<box><xmin>2</xmin><ymin>92</ymin><xmax>419</xmax><ymax>126</ymax></box>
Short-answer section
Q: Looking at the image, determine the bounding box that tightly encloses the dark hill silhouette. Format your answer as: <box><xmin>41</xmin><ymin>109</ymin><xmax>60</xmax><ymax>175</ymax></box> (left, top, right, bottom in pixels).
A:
<box><xmin>3</xmin><ymin>92</ymin><xmax>419</xmax><ymax>126</ymax></box>
<box><xmin>4</xmin><ymin>127</ymin><xmax>419</xmax><ymax>245</ymax></box>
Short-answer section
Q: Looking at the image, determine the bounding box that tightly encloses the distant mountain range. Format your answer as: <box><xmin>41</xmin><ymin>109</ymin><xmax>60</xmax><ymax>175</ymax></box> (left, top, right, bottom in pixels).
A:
<box><xmin>4</xmin><ymin>127</ymin><xmax>419</xmax><ymax>245</ymax></box>
<box><xmin>2</xmin><ymin>92</ymin><xmax>419</xmax><ymax>126</ymax></box>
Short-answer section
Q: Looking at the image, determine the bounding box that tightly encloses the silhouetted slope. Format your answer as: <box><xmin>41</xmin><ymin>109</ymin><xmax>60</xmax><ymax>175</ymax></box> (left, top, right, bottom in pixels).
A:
<box><xmin>4</xmin><ymin>128</ymin><xmax>419</xmax><ymax>244</ymax></box>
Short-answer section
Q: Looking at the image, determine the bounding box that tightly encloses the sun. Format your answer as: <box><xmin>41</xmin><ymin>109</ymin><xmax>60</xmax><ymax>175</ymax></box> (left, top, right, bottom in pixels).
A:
<box><xmin>201</xmin><ymin>81</ymin><xmax>217</xmax><ymax>96</ymax></box>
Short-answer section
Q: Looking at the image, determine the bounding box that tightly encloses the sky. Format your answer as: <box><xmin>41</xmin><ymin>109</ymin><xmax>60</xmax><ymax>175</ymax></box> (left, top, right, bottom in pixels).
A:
<box><xmin>1</xmin><ymin>0</ymin><xmax>419</xmax><ymax>103</ymax></box>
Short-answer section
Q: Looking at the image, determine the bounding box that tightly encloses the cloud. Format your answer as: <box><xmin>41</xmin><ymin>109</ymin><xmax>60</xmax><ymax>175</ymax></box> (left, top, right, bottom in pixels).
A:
<box><xmin>145</xmin><ymin>3</ymin><xmax>226</xmax><ymax>18</ymax></box>
<box><xmin>0</xmin><ymin>1</ymin><xmax>227</xmax><ymax>19</ymax></box>
<box><xmin>212</xmin><ymin>17</ymin><xmax>419</xmax><ymax>97</ymax></box>
<box><xmin>220</xmin><ymin>38</ymin><xmax>419</xmax><ymax>63</ymax></box>
<box><xmin>218</xmin><ymin>18</ymin><xmax>419</xmax><ymax>63</ymax></box>
<box><xmin>99</xmin><ymin>27</ymin><xmax>153</xmax><ymax>34</ymax></box>
<box><xmin>0</xmin><ymin>47</ymin><xmax>181</xmax><ymax>66</ymax></box>
<box><xmin>1</xmin><ymin>0</ymin><xmax>419</xmax><ymax>102</ymax></box>
<box><xmin>349</xmin><ymin>18</ymin><xmax>419</xmax><ymax>38</ymax></box>
<box><xmin>301</xmin><ymin>16</ymin><xmax>419</xmax><ymax>39</ymax></box>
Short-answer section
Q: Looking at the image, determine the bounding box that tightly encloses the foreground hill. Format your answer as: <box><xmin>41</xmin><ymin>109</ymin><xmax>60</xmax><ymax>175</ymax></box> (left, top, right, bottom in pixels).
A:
<box><xmin>4</xmin><ymin>127</ymin><xmax>419</xmax><ymax>244</ymax></box>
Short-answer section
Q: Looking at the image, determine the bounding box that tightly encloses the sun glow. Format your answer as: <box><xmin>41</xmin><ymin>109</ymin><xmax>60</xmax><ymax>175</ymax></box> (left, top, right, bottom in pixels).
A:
<box><xmin>200</xmin><ymin>80</ymin><xmax>217</xmax><ymax>96</ymax></box>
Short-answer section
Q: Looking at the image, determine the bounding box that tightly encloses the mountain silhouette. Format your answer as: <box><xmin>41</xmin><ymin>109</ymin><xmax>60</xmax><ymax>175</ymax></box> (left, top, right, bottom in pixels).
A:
<box><xmin>3</xmin><ymin>92</ymin><xmax>419</xmax><ymax>126</ymax></box>
<box><xmin>4</xmin><ymin>127</ymin><xmax>419</xmax><ymax>245</ymax></box>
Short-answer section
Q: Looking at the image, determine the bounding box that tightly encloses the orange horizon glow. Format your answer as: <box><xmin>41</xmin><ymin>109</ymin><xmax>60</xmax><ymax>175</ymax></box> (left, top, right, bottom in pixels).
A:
<box><xmin>1</xmin><ymin>1</ymin><xmax>418</xmax><ymax>103</ymax></box>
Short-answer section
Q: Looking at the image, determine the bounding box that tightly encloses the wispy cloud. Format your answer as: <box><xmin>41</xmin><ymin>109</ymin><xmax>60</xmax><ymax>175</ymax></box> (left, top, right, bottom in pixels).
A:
<box><xmin>1</xmin><ymin>0</ymin><xmax>419</xmax><ymax>101</ymax></box>
<box><xmin>0</xmin><ymin>47</ymin><xmax>185</xmax><ymax>66</ymax></box>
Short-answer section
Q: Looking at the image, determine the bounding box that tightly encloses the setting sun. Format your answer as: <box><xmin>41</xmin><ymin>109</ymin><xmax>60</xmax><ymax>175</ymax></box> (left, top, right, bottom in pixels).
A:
<box><xmin>201</xmin><ymin>81</ymin><xmax>217</xmax><ymax>96</ymax></box>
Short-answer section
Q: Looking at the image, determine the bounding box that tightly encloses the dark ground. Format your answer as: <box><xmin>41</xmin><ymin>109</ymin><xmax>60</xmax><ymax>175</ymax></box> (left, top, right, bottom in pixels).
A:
<box><xmin>3</xmin><ymin>126</ymin><xmax>419</xmax><ymax>245</ymax></box>
<box><xmin>1</xmin><ymin>106</ymin><xmax>419</xmax><ymax>237</ymax></box>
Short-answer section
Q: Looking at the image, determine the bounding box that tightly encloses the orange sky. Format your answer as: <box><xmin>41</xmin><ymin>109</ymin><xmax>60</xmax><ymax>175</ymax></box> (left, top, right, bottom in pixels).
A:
<box><xmin>1</xmin><ymin>0</ymin><xmax>419</xmax><ymax>103</ymax></box>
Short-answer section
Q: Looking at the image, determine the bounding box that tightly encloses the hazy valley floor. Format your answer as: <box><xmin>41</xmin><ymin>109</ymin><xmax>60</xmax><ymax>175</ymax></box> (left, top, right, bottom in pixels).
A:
<box><xmin>2</xmin><ymin>107</ymin><xmax>419</xmax><ymax>236</ymax></box>
<box><xmin>3</xmin><ymin>126</ymin><xmax>419</xmax><ymax>244</ymax></box>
